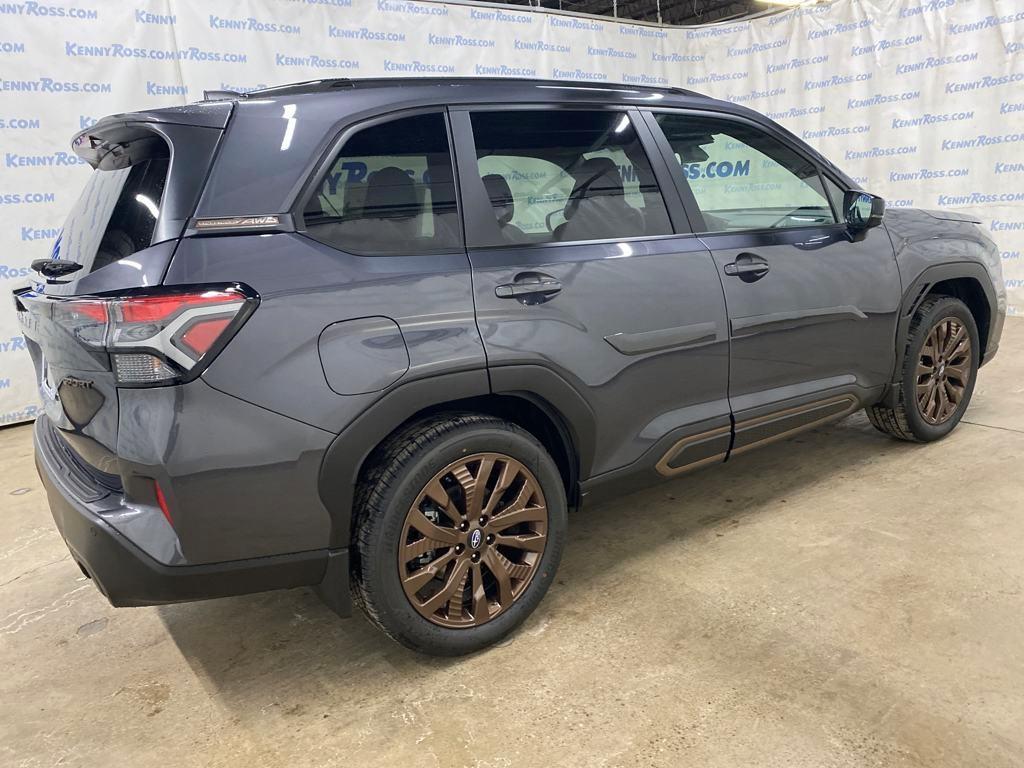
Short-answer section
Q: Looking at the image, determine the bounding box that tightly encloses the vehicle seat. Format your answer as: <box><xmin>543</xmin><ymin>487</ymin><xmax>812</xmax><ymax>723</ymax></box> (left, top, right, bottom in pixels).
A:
<box><xmin>555</xmin><ymin>158</ymin><xmax>643</xmax><ymax>242</ymax></box>
<box><xmin>482</xmin><ymin>174</ymin><xmax>526</xmax><ymax>243</ymax></box>
<box><xmin>316</xmin><ymin>166</ymin><xmax>423</xmax><ymax>249</ymax></box>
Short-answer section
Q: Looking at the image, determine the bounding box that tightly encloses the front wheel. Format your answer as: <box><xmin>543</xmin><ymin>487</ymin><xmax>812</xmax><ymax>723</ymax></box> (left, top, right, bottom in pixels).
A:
<box><xmin>351</xmin><ymin>413</ymin><xmax>567</xmax><ymax>655</ymax></box>
<box><xmin>867</xmin><ymin>295</ymin><xmax>979</xmax><ymax>442</ymax></box>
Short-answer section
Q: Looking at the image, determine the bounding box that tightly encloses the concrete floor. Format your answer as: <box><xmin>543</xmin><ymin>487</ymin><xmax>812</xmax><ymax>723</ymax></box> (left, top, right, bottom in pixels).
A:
<box><xmin>2</xmin><ymin>320</ymin><xmax>1023</xmax><ymax>768</ymax></box>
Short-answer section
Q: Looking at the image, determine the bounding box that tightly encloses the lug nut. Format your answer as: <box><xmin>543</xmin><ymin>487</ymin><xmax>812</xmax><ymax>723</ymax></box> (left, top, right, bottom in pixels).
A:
<box><xmin>486</xmin><ymin>534</ymin><xmax>495</xmax><ymax>545</ymax></box>
<box><xmin>459</xmin><ymin>521</ymin><xmax>469</xmax><ymax>532</ymax></box>
<box><xmin>471</xmin><ymin>552</ymin><xmax>481</xmax><ymax>563</ymax></box>
<box><xmin>455</xmin><ymin>544</ymin><xmax>464</xmax><ymax>554</ymax></box>
<box><xmin>478</xmin><ymin>515</ymin><xmax>488</xmax><ymax>526</ymax></box>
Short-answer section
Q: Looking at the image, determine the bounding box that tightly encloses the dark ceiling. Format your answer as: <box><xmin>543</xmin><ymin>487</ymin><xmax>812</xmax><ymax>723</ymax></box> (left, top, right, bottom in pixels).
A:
<box><xmin>489</xmin><ymin>0</ymin><xmax>769</xmax><ymax>26</ymax></box>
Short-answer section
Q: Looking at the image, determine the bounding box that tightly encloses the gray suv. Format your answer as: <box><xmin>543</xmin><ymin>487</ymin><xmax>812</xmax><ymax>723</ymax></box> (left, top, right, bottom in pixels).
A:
<box><xmin>17</xmin><ymin>78</ymin><xmax>1005</xmax><ymax>655</ymax></box>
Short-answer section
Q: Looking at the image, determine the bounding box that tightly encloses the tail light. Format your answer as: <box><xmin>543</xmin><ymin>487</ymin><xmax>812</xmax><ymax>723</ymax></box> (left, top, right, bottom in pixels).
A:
<box><xmin>39</xmin><ymin>284</ymin><xmax>258</xmax><ymax>386</ymax></box>
<box><xmin>154</xmin><ymin>480</ymin><xmax>174</xmax><ymax>526</ymax></box>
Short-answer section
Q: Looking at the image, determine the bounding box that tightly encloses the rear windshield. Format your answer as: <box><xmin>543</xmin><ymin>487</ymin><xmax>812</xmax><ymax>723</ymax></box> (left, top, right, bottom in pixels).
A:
<box><xmin>58</xmin><ymin>152</ymin><xmax>169</xmax><ymax>273</ymax></box>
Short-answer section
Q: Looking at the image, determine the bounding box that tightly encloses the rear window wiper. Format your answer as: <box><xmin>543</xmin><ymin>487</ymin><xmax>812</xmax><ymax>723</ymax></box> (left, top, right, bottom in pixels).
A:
<box><xmin>31</xmin><ymin>259</ymin><xmax>83</xmax><ymax>281</ymax></box>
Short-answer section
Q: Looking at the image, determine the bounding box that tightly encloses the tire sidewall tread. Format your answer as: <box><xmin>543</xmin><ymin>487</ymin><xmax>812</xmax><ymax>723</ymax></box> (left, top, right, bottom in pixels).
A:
<box><xmin>867</xmin><ymin>295</ymin><xmax>979</xmax><ymax>443</ymax></box>
<box><xmin>351</xmin><ymin>413</ymin><xmax>567</xmax><ymax>656</ymax></box>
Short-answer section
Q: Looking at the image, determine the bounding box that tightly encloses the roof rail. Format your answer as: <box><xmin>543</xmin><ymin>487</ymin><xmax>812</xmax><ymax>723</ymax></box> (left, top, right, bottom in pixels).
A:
<box><xmin>202</xmin><ymin>90</ymin><xmax>241</xmax><ymax>101</ymax></box>
<box><xmin>211</xmin><ymin>78</ymin><xmax>711</xmax><ymax>101</ymax></box>
<box><xmin>666</xmin><ymin>86</ymin><xmax>702</xmax><ymax>98</ymax></box>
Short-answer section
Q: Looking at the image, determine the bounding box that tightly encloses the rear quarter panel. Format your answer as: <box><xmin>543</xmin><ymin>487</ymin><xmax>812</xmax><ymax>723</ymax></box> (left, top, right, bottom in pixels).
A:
<box><xmin>162</xmin><ymin>233</ymin><xmax>486</xmax><ymax>433</ymax></box>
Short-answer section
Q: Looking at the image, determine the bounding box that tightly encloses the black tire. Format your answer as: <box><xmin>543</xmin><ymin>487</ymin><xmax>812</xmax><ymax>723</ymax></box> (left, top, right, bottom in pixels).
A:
<box><xmin>867</xmin><ymin>295</ymin><xmax>980</xmax><ymax>442</ymax></box>
<box><xmin>351</xmin><ymin>412</ymin><xmax>567</xmax><ymax>656</ymax></box>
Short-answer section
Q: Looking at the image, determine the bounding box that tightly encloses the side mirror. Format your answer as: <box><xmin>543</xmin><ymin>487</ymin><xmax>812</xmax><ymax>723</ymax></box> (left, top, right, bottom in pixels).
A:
<box><xmin>843</xmin><ymin>190</ymin><xmax>885</xmax><ymax>230</ymax></box>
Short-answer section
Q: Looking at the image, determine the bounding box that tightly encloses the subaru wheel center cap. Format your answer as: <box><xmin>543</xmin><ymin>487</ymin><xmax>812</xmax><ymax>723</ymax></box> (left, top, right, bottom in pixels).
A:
<box><xmin>469</xmin><ymin>528</ymin><xmax>483</xmax><ymax>550</ymax></box>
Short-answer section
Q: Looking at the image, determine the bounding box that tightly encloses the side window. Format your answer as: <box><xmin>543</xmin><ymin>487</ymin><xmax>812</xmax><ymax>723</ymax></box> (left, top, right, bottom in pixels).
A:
<box><xmin>653</xmin><ymin>114</ymin><xmax>836</xmax><ymax>232</ymax></box>
<box><xmin>303</xmin><ymin>112</ymin><xmax>460</xmax><ymax>254</ymax></box>
<box><xmin>468</xmin><ymin>110</ymin><xmax>673</xmax><ymax>246</ymax></box>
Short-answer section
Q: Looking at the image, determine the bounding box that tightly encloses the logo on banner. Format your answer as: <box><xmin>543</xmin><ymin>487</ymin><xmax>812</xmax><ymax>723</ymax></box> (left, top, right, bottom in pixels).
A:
<box><xmin>329</xmin><ymin>26</ymin><xmax>405</xmax><ymax>42</ymax></box>
<box><xmin>899</xmin><ymin>0</ymin><xmax>953</xmax><ymax>18</ymax></box>
<box><xmin>622</xmin><ymin>74</ymin><xmax>669</xmax><ymax>86</ymax></box>
<box><xmin>0</xmin><ymin>3</ymin><xmax>98</xmax><ymax>19</ymax></box>
<box><xmin>6</xmin><ymin>151</ymin><xmax>83</xmax><ymax>168</ymax></box>
<box><xmin>0</xmin><ymin>117</ymin><xmax>40</xmax><ymax>130</ymax></box>
<box><xmin>853</xmin><ymin>34</ymin><xmax>924</xmax><ymax>55</ymax></box>
<box><xmin>807</xmin><ymin>18</ymin><xmax>873</xmax><ymax>40</ymax></box>
<box><xmin>378</xmin><ymin>1</ymin><xmax>448</xmax><ymax>16</ymax></box>
<box><xmin>209</xmin><ymin>15</ymin><xmax>300</xmax><ymax>34</ymax></box>
<box><xmin>515</xmin><ymin>40</ymin><xmax>570</xmax><ymax>54</ymax></box>
<box><xmin>1</xmin><ymin>77</ymin><xmax>110</xmax><ymax>93</ymax></box>
<box><xmin>587</xmin><ymin>45</ymin><xmax>637</xmax><ymax>59</ymax></box>
<box><xmin>135</xmin><ymin>9</ymin><xmax>175</xmax><ymax>24</ymax></box>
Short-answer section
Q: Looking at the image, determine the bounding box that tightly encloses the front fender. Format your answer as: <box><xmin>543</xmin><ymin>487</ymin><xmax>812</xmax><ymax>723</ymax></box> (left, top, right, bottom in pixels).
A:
<box><xmin>884</xmin><ymin>209</ymin><xmax>1005</xmax><ymax>377</ymax></box>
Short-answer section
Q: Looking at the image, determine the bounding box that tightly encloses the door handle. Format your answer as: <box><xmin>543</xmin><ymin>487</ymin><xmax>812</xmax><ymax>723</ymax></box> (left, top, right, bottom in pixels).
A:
<box><xmin>723</xmin><ymin>262</ymin><xmax>769</xmax><ymax>276</ymax></box>
<box><xmin>495</xmin><ymin>272</ymin><xmax>562</xmax><ymax>303</ymax></box>
<box><xmin>723</xmin><ymin>253</ymin><xmax>770</xmax><ymax>282</ymax></box>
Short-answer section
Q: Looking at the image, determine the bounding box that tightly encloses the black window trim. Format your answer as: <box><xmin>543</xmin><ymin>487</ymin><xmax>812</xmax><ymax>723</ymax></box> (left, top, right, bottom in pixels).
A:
<box><xmin>291</xmin><ymin>106</ymin><xmax>466</xmax><ymax>257</ymax></box>
<box><xmin>820</xmin><ymin>173</ymin><xmax>852</xmax><ymax>223</ymax></box>
<box><xmin>641</xmin><ymin>107</ymin><xmax>852</xmax><ymax>239</ymax></box>
<box><xmin>448</xmin><ymin>103</ymin><xmax>698</xmax><ymax>252</ymax></box>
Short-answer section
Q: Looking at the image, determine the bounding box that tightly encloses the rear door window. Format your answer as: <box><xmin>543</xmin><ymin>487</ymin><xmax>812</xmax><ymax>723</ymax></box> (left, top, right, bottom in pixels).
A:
<box><xmin>467</xmin><ymin>110</ymin><xmax>673</xmax><ymax>246</ymax></box>
<box><xmin>302</xmin><ymin>112</ymin><xmax>461</xmax><ymax>255</ymax></box>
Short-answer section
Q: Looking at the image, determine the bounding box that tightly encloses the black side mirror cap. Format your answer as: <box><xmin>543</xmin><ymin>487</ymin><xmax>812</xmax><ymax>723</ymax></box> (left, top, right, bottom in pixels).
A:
<box><xmin>844</xmin><ymin>190</ymin><xmax>885</xmax><ymax>230</ymax></box>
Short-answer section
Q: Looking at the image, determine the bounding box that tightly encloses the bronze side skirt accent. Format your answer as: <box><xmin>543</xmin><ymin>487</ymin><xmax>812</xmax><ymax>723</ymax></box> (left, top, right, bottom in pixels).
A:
<box><xmin>730</xmin><ymin>394</ymin><xmax>859</xmax><ymax>457</ymax></box>
<box><xmin>654</xmin><ymin>424</ymin><xmax>731</xmax><ymax>478</ymax></box>
<box><xmin>654</xmin><ymin>394</ymin><xmax>860</xmax><ymax>477</ymax></box>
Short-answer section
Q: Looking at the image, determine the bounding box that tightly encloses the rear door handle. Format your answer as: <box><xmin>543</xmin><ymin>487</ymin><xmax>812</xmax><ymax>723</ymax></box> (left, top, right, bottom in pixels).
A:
<box><xmin>723</xmin><ymin>262</ymin><xmax>769</xmax><ymax>276</ymax></box>
<box><xmin>495</xmin><ymin>272</ymin><xmax>562</xmax><ymax>303</ymax></box>
<box><xmin>723</xmin><ymin>253</ymin><xmax>770</xmax><ymax>282</ymax></box>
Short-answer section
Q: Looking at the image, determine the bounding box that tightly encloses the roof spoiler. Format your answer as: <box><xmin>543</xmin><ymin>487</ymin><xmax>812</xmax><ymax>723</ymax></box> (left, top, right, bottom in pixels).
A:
<box><xmin>71</xmin><ymin>122</ymin><xmax>167</xmax><ymax>170</ymax></box>
<box><xmin>70</xmin><ymin>103</ymin><xmax>234</xmax><ymax>169</ymax></box>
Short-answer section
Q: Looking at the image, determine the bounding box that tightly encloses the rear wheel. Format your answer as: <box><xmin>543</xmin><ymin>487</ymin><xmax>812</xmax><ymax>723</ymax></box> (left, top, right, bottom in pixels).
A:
<box><xmin>867</xmin><ymin>295</ymin><xmax>979</xmax><ymax>442</ymax></box>
<box><xmin>352</xmin><ymin>413</ymin><xmax>567</xmax><ymax>655</ymax></box>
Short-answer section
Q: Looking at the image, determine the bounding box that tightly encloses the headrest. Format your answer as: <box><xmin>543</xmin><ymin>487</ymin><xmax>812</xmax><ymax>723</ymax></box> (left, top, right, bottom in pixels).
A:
<box><xmin>482</xmin><ymin>173</ymin><xmax>515</xmax><ymax>226</ymax></box>
<box><xmin>363</xmin><ymin>166</ymin><xmax>418</xmax><ymax>220</ymax></box>
<box><xmin>571</xmin><ymin>157</ymin><xmax>624</xmax><ymax>198</ymax></box>
<box><xmin>564</xmin><ymin>157</ymin><xmax>625</xmax><ymax>220</ymax></box>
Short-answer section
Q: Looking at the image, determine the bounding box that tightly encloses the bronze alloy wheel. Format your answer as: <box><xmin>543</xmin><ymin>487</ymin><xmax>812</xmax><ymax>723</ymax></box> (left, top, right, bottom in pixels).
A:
<box><xmin>916</xmin><ymin>316</ymin><xmax>972</xmax><ymax>425</ymax></box>
<box><xmin>398</xmin><ymin>453</ymin><xmax>549</xmax><ymax>628</ymax></box>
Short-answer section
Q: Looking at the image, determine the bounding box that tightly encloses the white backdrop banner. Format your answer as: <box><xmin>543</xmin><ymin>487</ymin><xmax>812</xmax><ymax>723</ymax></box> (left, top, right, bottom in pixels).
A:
<box><xmin>1</xmin><ymin>0</ymin><xmax>1021</xmax><ymax>423</ymax></box>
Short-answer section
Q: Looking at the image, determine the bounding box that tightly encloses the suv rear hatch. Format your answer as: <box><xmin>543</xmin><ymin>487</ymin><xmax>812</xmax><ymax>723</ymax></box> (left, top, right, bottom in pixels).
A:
<box><xmin>14</xmin><ymin>103</ymin><xmax>237</xmax><ymax>481</ymax></box>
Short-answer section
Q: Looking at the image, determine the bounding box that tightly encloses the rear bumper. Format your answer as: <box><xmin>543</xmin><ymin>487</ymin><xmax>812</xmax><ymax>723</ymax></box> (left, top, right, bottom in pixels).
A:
<box><xmin>34</xmin><ymin>417</ymin><xmax>349</xmax><ymax>611</ymax></box>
